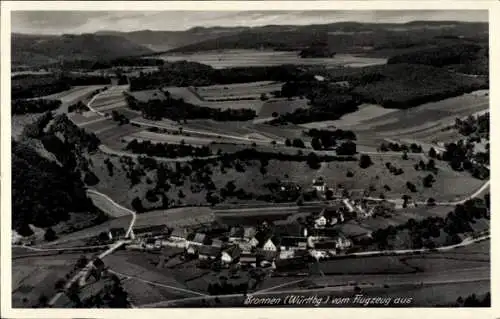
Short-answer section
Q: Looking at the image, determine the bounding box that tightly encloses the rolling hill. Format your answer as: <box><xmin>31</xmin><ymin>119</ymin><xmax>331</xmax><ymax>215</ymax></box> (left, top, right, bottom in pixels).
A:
<box><xmin>166</xmin><ymin>21</ymin><xmax>488</xmax><ymax>55</ymax></box>
<box><xmin>12</xmin><ymin>33</ymin><xmax>154</xmax><ymax>67</ymax></box>
<box><xmin>96</xmin><ymin>26</ymin><xmax>247</xmax><ymax>52</ymax></box>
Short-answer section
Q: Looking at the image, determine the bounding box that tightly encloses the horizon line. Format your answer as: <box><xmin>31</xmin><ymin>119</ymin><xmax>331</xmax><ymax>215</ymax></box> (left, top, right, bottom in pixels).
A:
<box><xmin>11</xmin><ymin>19</ymin><xmax>487</xmax><ymax>36</ymax></box>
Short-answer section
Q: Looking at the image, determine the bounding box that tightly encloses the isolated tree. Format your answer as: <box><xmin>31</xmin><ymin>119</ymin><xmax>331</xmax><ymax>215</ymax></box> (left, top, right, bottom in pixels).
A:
<box><xmin>423</xmin><ymin>174</ymin><xmax>435</xmax><ymax>188</ymax></box>
<box><xmin>336</xmin><ymin>141</ymin><xmax>356</xmax><ymax>156</ymax></box>
<box><xmin>359</xmin><ymin>154</ymin><xmax>373</xmax><ymax>169</ymax></box>
<box><xmin>54</xmin><ymin>279</ymin><xmax>66</xmax><ymax>291</ymax></box>
<box><xmin>131</xmin><ymin>197</ymin><xmax>144</xmax><ymax>213</ymax></box>
<box><xmin>406</xmin><ymin>181</ymin><xmax>417</xmax><ymax>192</ymax></box>
<box><xmin>311</xmin><ymin>137</ymin><xmax>322</xmax><ymax>150</ymax></box>
<box><xmin>402</xmin><ymin>194</ymin><xmax>411</xmax><ymax>208</ymax></box>
<box><xmin>83</xmin><ymin>171</ymin><xmax>100</xmax><ymax>186</ymax></box>
<box><xmin>428</xmin><ymin>147</ymin><xmax>437</xmax><ymax>158</ymax></box>
<box><xmin>225</xmin><ymin>181</ymin><xmax>237</xmax><ymax>195</ymax></box>
<box><xmin>402</xmin><ymin>151</ymin><xmax>409</xmax><ymax>160</ymax></box>
<box><xmin>292</xmin><ymin>138</ymin><xmax>305</xmax><ymax>148</ymax></box>
<box><xmin>206</xmin><ymin>192</ymin><xmax>221</xmax><ymax>206</ymax></box>
<box><xmin>44</xmin><ymin>227</ymin><xmax>57</xmax><ymax>242</ymax></box>
<box><xmin>285</xmin><ymin>138</ymin><xmax>292</xmax><ymax>147</ymax></box>
<box><xmin>342</xmin><ymin>189</ymin><xmax>350</xmax><ymax>199</ymax></box>
<box><xmin>37</xmin><ymin>294</ymin><xmax>49</xmax><ymax>308</ymax></box>
<box><xmin>306</xmin><ymin>152</ymin><xmax>321</xmax><ymax>169</ymax></box>
<box><xmin>76</xmin><ymin>255</ymin><xmax>88</xmax><ymax>269</ymax></box>
<box><xmin>271</xmin><ymin>112</ymin><xmax>279</xmax><ymax>118</ymax></box>
<box><xmin>178</xmin><ymin>190</ymin><xmax>186</xmax><ymax>199</ymax></box>
<box><xmin>325</xmin><ymin>188</ymin><xmax>334</xmax><ymax>200</ymax></box>
<box><xmin>427</xmin><ymin>159</ymin><xmax>437</xmax><ymax>171</ymax></box>
<box><xmin>484</xmin><ymin>193</ymin><xmax>490</xmax><ymax>209</ymax></box>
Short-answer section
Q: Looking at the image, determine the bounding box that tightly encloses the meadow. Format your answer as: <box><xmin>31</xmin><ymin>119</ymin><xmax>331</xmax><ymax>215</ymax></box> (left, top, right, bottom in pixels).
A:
<box><xmin>157</xmin><ymin>50</ymin><xmax>387</xmax><ymax>69</ymax></box>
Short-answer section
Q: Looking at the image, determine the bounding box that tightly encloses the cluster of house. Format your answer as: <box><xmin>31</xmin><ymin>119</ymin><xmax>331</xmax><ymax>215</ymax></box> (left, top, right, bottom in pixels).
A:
<box><xmin>311</xmin><ymin>177</ymin><xmax>396</xmax><ymax>219</ymax></box>
<box><xmin>108</xmin><ymin>206</ymin><xmax>358</xmax><ymax>269</ymax></box>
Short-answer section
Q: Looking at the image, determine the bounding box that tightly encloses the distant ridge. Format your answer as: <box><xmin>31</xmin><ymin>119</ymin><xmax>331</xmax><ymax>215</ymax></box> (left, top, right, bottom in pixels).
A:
<box><xmin>12</xmin><ymin>33</ymin><xmax>154</xmax><ymax>67</ymax></box>
<box><xmin>12</xmin><ymin>20</ymin><xmax>487</xmax><ymax>66</ymax></box>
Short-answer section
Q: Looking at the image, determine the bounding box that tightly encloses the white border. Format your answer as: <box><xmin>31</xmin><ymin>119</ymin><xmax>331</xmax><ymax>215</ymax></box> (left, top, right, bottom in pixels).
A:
<box><xmin>1</xmin><ymin>1</ymin><xmax>499</xmax><ymax>319</ymax></box>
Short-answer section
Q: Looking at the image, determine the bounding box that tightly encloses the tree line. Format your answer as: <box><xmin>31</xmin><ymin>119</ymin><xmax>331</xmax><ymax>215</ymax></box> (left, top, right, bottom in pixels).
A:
<box><xmin>124</xmin><ymin>91</ymin><xmax>256</xmax><ymax>122</ymax></box>
<box><xmin>371</xmin><ymin>197</ymin><xmax>489</xmax><ymax>250</ymax></box>
<box><xmin>126</xmin><ymin>139</ymin><xmax>212</xmax><ymax>158</ymax></box>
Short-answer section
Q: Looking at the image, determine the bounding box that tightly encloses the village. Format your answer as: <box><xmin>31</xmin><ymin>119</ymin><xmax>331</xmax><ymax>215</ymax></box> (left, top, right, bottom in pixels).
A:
<box><xmin>88</xmin><ymin>177</ymin><xmax>397</xmax><ymax>272</ymax></box>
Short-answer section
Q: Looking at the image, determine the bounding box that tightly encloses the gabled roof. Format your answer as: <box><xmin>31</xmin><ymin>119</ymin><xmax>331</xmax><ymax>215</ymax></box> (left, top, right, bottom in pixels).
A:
<box><xmin>243</xmin><ymin>227</ymin><xmax>257</xmax><ymax>239</ymax></box>
<box><xmin>170</xmin><ymin>228</ymin><xmax>187</xmax><ymax>238</ymax></box>
<box><xmin>110</xmin><ymin>227</ymin><xmax>126</xmax><ymax>235</ymax></box>
<box><xmin>255</xmin><ymin>229</ymin><xmax>273</xmax><ymax>248</ymax></box>
<box><xmin>280</xmin><ymin>236</ymin><xmax>307</xmax><ymax>247</ymax></box>
<box><xmin>198</xmin><ymin>245</ymin><xmax>221</xmax><ymax>257</ymax></box>
<box><xmin>319</xmin><ymin>207</ymin><xmax>343</xmax><ymax>219</ymax></box>
<box><xmin>229</xmin><ymin>226</ymin><xmax>245</xmax><ymax>238</ymax></box>
<box><xmin>256</xmin><ymin>249</ymin><xmax>278</xmax><ymax>261</ymax></box>
<box><xmin>309</xmin><ymin>227</ymin><xmax>340</xmax><ymax>238</ymax></box>
<box><xmin>192</xmin><ymin>233</ymin><xmax>207</xmax><ymax>243</ymax></box>
<box><xmin>274</xmin><ymin>223</ymin><xmax>305</xmax><ymax>238</ymax></box>
<box><xmin>223</xmin><ymin>245</ymin><xmax>241</xmax><ymax>259</ymax></box>
<box><xmin>314</xmin><ymin>241</ymin><xmax>338</xmax><ymax>249</ymax></box>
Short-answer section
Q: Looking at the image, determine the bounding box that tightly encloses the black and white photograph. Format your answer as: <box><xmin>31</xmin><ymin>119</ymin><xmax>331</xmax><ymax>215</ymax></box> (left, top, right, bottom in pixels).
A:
<box><xmin>3</xmin><ymin>2</ymin><xmax>494</xmax><ymax>313</ymax></box>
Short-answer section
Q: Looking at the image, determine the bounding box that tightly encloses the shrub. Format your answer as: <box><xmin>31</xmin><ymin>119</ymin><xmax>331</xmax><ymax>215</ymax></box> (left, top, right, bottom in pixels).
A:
<box><xmin>44</xmin><ymin>227</ymin><xmax>57</xmax><ymax>241</ymax></box>
<box><xmin>83</xmin><ymin>171</ymin><xmax>100</xmax><ymax>186</ymax></box>
<box><xmin>359</xmin><ymin>155</ymin><xmax>373</xmax><ymax>169</ymax></box>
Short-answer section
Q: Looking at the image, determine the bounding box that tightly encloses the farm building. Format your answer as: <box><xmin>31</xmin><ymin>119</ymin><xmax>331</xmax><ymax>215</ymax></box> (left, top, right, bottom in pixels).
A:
<box><xmin>107</xmin><ymin>227</ymin><xmax>126</xmax><ymax>240</ymax></box>
<box><xmin>228</xmin><ymin>226</ymin><xmax>245</xmax><ymax>242</ymax></box>
<box><xmin>132</xmin><ymin>224</ymin><xmax>169</xmax><ymax>238</ymax></box>
<box><xmin>314</xmin><ymin>75</ymin><xmax>325</xmax><ymax>82</ymax></box>
<box><xmin>316</xmin><ymin>207</ymin><xmax>346</xmax><ymax>226</ymax></box>
<box><xmin>312</xmin><ymin>177</ymin><xmax>327</xmax><ymax>192</ymax></box>
<box><xmin>198</xmin><ymin>245</ymin><xmax>221</xmax><ymax>260</ymax></box>
<box><xmin>239</xmin><ymin>253</ymin><xmax>257</xmax><ymax>265</ymax></box>
<box><xmin>243</xmin><ymin>227</ymin><xmax>257</xmax><ymax>240</ymax></box>
<box><xmin>313</xmin><ymin>235</ymin><xmax>352</xmax><ymax>251</ymax></box>
<box><xmin>170</xmin><ymin>228</ymin><xmax>188</xmax><ymax>241</ymax></box>
<box><xmin>221</xmin><ymin>245</ymin><xmax>241</xmax><ymax>264</ymax></box>
<box><xmin>260</xmin><ymin>238</ymin><xmax>277</xmax><ymax>252</ymax></box>
<box><xmin>278</xmin><ymin>182</ymin><xmax>302</xmax><ymax>199</ymax></box>
<box><xmin>187</xmin><ymin>232</ymin><xmax>211</xmax><ymax>246</ymax></box>
<box><xmin>309</xmin><ymin>227</ymin><xmax>340</xmax><ymax>239</ymax></box>
<box><xmin>212</xmin><ymin>238</ymin><xmax>223</xmax><ymax>248</ymax></box>
<box><xmin>256</xmin><ymin>249</ymin><xmax>278</xmax><ymax>268</ymax></box>
<box><xmin>314</xmin><ymin>215</ymin><xmax>328</xmax><ymax>228</ymax></box>
<box><xmin>274</xmin><ymin>223</ymin><xmax>307</xmax><ymax>238</ymax></box>
<box><xmin>186</xmin><ymin>244</ymin><xmax>198</xmax><ymax>256</ymax></box>
<box><xmin>333</xmin><ymin>81</ymin><xmax>350</xmax><ymax>88</ymax></box>
<box><xmin>279</xmin><ymin>236</ymin><xmax>308</xmax><ymax>251</ymax></box>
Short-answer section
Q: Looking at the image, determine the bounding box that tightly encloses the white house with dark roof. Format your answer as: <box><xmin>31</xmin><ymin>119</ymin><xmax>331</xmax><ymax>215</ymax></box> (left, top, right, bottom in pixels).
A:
<box><xmin>312</xmin><ymin>177</ymin><xmax>327</xmax><ymax>192</ymax></box>
<box><xmin>261</xmin><ymin>238</ymin><xmax>277</xmax><ymax>252</ymax></box>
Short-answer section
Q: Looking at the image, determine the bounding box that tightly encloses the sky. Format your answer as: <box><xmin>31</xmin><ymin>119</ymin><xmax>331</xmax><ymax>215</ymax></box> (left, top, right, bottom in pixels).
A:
<box><xmin>11</xmin><ymin>10</ymin><xmax>488</xmax><ymax>34</ymax></box>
